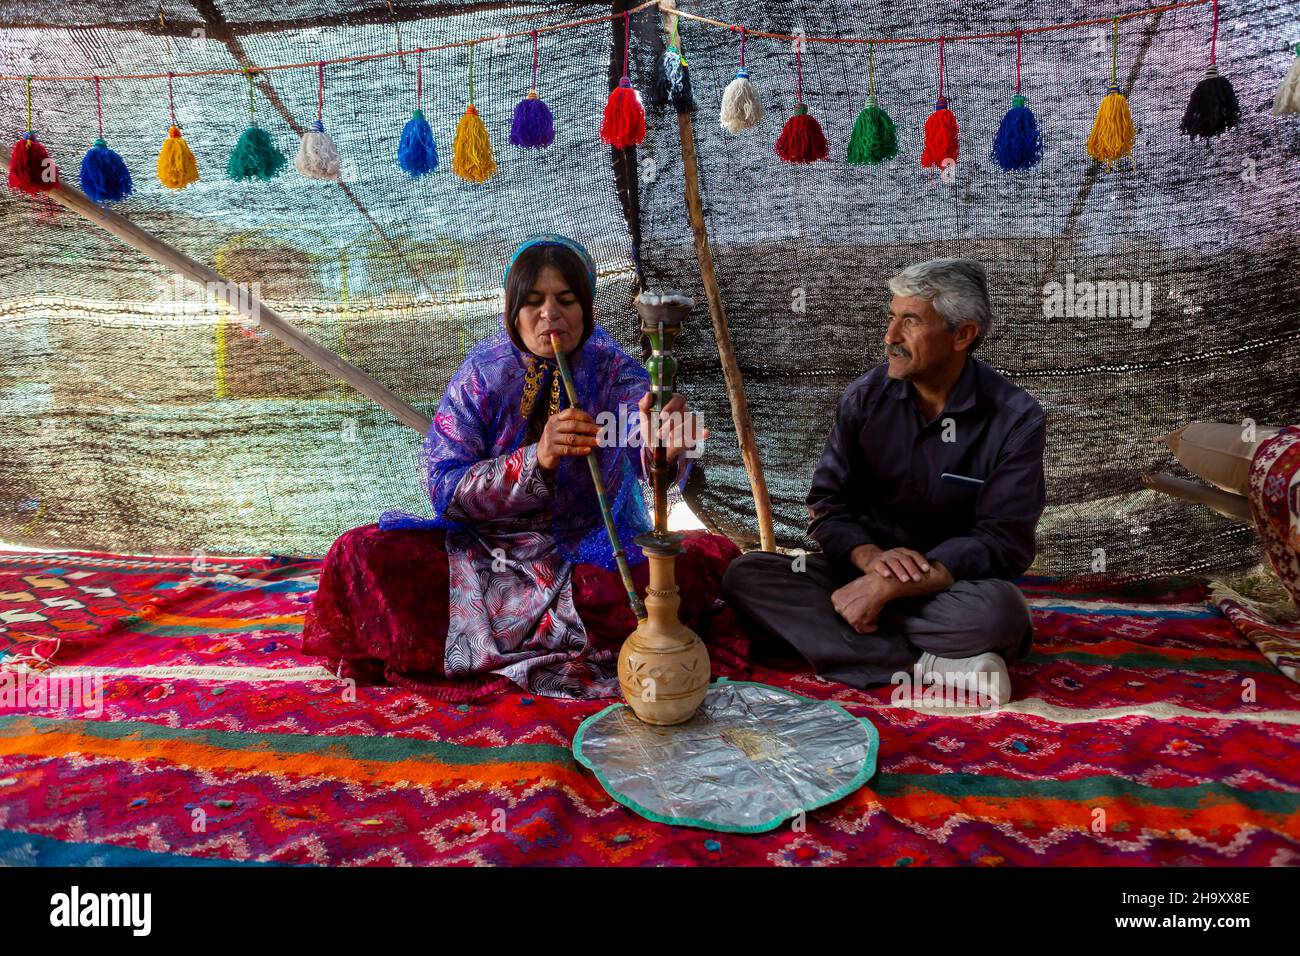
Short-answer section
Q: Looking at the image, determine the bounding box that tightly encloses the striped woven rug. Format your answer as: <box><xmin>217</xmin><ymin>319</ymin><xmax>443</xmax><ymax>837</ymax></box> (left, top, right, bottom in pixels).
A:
<box><xmin>0</xmin><ymin>548</ymin><xmax>1296</xmax><ymax>866</ymax></box>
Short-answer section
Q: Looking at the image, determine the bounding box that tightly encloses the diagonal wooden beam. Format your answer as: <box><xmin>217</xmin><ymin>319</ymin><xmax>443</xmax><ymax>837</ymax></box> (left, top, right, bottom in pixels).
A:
<box><xmin>4</xmin><ymin>162</ymin><xmax>432</xmax><ymax>434</ymax></box>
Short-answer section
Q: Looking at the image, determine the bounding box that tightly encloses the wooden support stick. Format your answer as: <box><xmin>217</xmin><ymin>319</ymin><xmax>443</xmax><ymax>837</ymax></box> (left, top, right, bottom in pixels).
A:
<box><xmin>3</xmin><ymin>166</ymin><xmax>432</xmax><ymax>435</ymax></box>
<box><xmin>675</xmin><ymin>108</ymin><xmax>776</xmax><ymax>552</ymax></box>
<box><xmin>1140</xmin><ymin>472</ymin><xmax>1252</xmax><ymax>524</ymax></box>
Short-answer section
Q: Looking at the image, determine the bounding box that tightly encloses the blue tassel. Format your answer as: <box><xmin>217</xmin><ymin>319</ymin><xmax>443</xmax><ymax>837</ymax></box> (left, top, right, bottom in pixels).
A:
<box><xmin>79</xmin><ymin>137</ymin><xmax>133</xmax><ymax>203</ymax></box>
<box><xmin>509</xmin><ymin>91</ymin><xmax>554</xmax><ymax>149</ymax></box>
<box><xmin>397</xmin><ymin>108</ymin><xmax>439</xmax><ymax>177</ymax></box>
<box><xmin>991</xmin><ymin>94</ymin><xmax>1043</xmax><ymax>172</ymax></box>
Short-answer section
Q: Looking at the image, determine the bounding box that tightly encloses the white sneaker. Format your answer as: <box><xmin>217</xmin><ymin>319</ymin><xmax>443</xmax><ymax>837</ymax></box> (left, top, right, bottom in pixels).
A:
<box><xmin>916</xmin><ymin>651</ymin><xmax>1011</xmax><ymax>707</ymax></box>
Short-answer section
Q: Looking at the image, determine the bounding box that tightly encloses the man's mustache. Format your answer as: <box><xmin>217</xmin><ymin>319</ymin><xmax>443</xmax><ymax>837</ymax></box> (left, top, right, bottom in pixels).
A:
<box><xmin>887</xmin><ymin>345</ymin><xmax>911</xmax><ymax>358</ymax></box>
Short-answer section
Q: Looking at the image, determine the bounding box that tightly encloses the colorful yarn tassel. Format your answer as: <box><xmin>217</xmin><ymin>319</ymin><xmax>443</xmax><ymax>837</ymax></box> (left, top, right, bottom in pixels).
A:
<box><xmin>720</xmin><ymin>67</ymin><xmax>764</xmax><ymax>133</ymax></box>
<box><xmin>775</xmin><ymin>103</ymin><xmax>828</xmax><ymax>163</ymax></box>
<box><xmin>398</xmin><ymin>109</ymin><xmax>439</xmax><ymax>175</ymax></box>
<box><xmin>720</xmin><ymin>27</ymin><xmax>762</xmax><ymax>133</ymax></box>
<box><xmin>228</xmin><ymin>71</ymin><xmax>286</xmax><ymax>181</ymax></box>
<box><xmin>601</xmin><ymin>12</ymin><xmax>646</xmax><ymax>148</ymax></box>
<box><xmin>1273</xmin><ymin>43</ymin><xmax>1300</xmax><ymax>115</ymax></box>
<box><xmin>1087</xmin><ymin>19</ymin><xmax>1135</xmax><ymax>168</ymax></box>
<box><xmin>227</xmin><ymin>125</ymin><xmax>286</xmax><ymax>180</ymax></box>
<box><xmin>991</xmin><ymin>32</ymin><xmax>1041</xmax><ymax>172</ymax></box>
<box><xmin>452</xmin><ymin>44</ymin><xmax>496</xmax><ymax>182</ymax></box>
<box><xmin>654</xmin><ymin>16</ymin><xmax>696</xmax><ymax>114</ymax></box>
<box><xmin>453</xmin><ymin>104</ymin><xmax>497</xmax><ymax>183</ymax></box>
<box><xmin>774</xmin><ymin>38</ymin><xmax>828</xmax><ymax>164</ymax></box>
<box><xmin>1086</xmin><ymin>83</ymin><xmax>1135</xmax><ymax>167</ymax></box>
<box><xmin>921</xmin><ymin>97</ymin><xmax>959</xmax><ymax>168</ymax></box>
<box><xmin>157</xmin><ymin>74</ymin><xmax>198</xmax><ymax>189</ymax></box>
<box><xmin>992</xmin><ymin>95</ymin><xmax>1042</xmax><ymax>171</ymax></box>
<box><xmin>397</xmin><ymin>51</ymin><xmax>439</xmax><ymax>175</ymax></box>
<box><xmin>510</xmin><ymin>33</ymin><xmax>554</xmax><ymax>149</ymax></box>
<box><xmin>80</xmin><ymin>138</ymin><xmax>132</xmax><ymax>203</ymax></box>
<box><xmin>846</xmin><ymin>43</ymin><xmax>895</xmax><ymax>165</ymax></box>
<box><xmin>295</xmin><ymin>119</ymin><xmax>341</xmax><ymax>179</ymax></box>
<box><xmin>8</xmin><ymin>131</ymin><xmax>58</xmax><ymax>195</ymax></box>
<box><xmin>296</xmin><ymin>64</ymin><xmax>342</xmax><ymax>179</ymax></box>
<box><xmin>1181</xmin><ymin>65</ymin><xmax>1240</xmax><ymax>138</ymax></box>
<box><xmin>78</xmin><ymin>78</ymin><xmax>132</xmax><ymax>203</ymax></box>
<box><xmin>1180</xmin><ymin>2</ymin><xmax>1238</xmax><ymax>138</ymax></box>
<box><xmin>847</xmin><ymin>96</ymin><xmax>896</xmax><ymax>165</ymax></box>
<box><xmin>921</xmin><ymin>39</ymin><xmax>958</xmax><ymax>169</ymax></box>
<box><xmin>8</xmin><ymin>79</ymin><xmax>59</xmax><ymax>195</ymax></box>
<box><xmin>158</xmin><ymin>125</ymin><xmax>199</xmax><ymax>189</ymax></box>
<box><xmin>510</xmin><ymin>91</ymin><xmax>554</xmax><ymax>149</ymax></box>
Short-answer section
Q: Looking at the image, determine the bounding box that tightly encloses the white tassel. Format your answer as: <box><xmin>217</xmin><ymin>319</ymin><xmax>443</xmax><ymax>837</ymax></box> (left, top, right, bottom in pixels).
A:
<box><xmin>720</xmin><ymin>67</ymin><xmax>764</xmax><ymax>133</ymax></box>
<box><xmin>295</xmin><ymin>119</ymin><xmax>341</xmax><ymax>180</ymax></box>
<box><xmin>1274</xmin><ymin>45</ymin><xmax>1300</xmax><ymax>116</ymax></box>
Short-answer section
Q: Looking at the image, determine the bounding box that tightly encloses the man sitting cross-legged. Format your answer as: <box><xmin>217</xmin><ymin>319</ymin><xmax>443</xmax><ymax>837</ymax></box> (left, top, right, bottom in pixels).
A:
<box><xmin>722</xmin><ymin>258</ymin><xmax>1047</xmax><ymax>706</ymax></box>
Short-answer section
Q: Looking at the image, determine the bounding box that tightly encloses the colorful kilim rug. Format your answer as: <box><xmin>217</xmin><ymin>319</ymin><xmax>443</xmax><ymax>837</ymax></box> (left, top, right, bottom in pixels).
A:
<box><xmin>0</xmin><ymin>548</ymin><xmax>1297</xmax><ymax>866</ymax></box>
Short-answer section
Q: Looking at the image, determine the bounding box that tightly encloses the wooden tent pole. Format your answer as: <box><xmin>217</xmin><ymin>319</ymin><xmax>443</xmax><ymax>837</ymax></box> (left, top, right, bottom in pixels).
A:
<box><xmin>4</xmin><ymin>171</ymin><xmax>432</xmax><ymax>434</ymax></box>
<box><xmin>674</xmin><ymin>109</ymin><xmax>776</xmax><ymax>551</ymax></box>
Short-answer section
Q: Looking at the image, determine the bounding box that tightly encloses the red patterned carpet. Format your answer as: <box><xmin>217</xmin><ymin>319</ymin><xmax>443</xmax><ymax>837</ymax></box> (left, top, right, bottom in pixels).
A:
<box><xmin>0</xmin><ymin>546</ymin><xmax>1297</xmax><ymax>866</ymax></box>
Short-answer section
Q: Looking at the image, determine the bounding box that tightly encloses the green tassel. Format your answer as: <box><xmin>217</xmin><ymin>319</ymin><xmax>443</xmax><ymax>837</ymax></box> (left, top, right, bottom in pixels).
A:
<box><xmin>227</xmin><ymin>124</ymin><xmax>286</xmax><ymax>181</ymax></box>
<box><xmin>846</xmin><ymin>95</ymin><xmax>898</xmax><ymax>165</ymax></box>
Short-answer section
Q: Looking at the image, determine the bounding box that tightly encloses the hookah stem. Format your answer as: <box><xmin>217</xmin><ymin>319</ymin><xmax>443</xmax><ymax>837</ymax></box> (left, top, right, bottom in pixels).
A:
<box><xmin>652</xmin><ymin>320</ymin><xmax>669</xmax><ymax>534</ymax></box>
<box><xmin>550</xmin><ymin>333</ymin><xmax>647</xmax><ymax>623</ymax></box>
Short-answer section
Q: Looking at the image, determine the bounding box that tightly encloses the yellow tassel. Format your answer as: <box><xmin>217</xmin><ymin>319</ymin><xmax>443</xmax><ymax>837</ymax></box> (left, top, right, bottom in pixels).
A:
<box><xmin>1086</xmin><ymin>85</ymin><xmax>1135</xmax><ymax>168</ymax></box>
<box><xmin>452</xmin><ymin>104</ymin><xmax>496</xmax><ymax>183</ymax></box>
<box><xmin>157</xmin><ymin>124</ymin><xmax>200</xmax><ymax>189</ymax></box>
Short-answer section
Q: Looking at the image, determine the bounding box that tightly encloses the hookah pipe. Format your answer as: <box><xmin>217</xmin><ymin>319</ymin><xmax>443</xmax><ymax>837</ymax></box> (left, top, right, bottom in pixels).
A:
<box><xmin>550</xmin><ymin>332</ymin><xmax>647</xmax><ymax>623</ymax></box>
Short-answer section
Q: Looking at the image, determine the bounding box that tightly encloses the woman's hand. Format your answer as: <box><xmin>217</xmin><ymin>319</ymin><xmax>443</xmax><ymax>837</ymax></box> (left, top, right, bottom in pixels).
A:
<box><xmin>637</xmin><ymin>392</ymin><xmax>710</xmax><ymax>463</ymax></box>
<box><xmin>537</xmin><ymin>407</ymin><xmax>600</xmax><ymax>471</ymax></box>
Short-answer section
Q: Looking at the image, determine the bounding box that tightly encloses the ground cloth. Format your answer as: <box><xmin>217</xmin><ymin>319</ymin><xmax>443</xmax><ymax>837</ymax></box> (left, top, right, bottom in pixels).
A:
<box><xmin>0</xmin><ymin>547</ymin><xmax>1297</xmax><ymax>866</ymax></box>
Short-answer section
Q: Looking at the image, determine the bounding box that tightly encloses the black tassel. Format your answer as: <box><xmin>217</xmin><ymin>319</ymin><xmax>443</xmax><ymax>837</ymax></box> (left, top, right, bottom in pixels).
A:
<box><xmin>653</xmin><ymin>46</ymin><xmax>696</xmax><ymax>114</ymax></box>
<box><xmin>1180</xmin><ymin>65</ymin><xmax>1240</xmax><ymax>139</ymax></box>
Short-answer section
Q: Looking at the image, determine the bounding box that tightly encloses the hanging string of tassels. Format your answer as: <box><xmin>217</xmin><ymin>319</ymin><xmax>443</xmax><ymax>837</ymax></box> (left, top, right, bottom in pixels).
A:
<box><xmin>720</xmin><ymin>25</ymin><xmax>764</xmax><ymax>132</ymax></box>
<box><xmin>774</xmin><ymin>35</ymin><xmax>828</xmax><ymax>163</ymax></box>
<box><xmin>1276</xmin><ymin>42</ymin><xmax>1300</xmax><ymax>115</ymax></box>
<box><xmin>228</xmin><ymin>68</ymin><xmax>287</xmax><ymax>181</ymax></box>
<box><xmin>601</xmin><ymin>10</ymin><xmax>647</xmax><ymax>148</ymax></box>
<box><xmin>80</xmin><ymin>75</ymin><xmax>133</xmax><ymax>202</ymax></box>
<box><xmin>921</xmin><ymin>36</ymin><xmax>959</xmax><ymax>170</ymax></box>
<box><xmin>452</xmin><ymin>41</ymin><xmax>497</xmax><ymax>182</ymax></box>
<box><xmin>296</xmin><ymin>61</ymin><xmax>342</xmax><ymax>179</ymax></box>
<box><xmin>655</xmin><ymin>12</ymin><xmax>696</xmax><ymax>113</ymax></box>
<box><xmin>847</xmin><ymin>39</ymin><xmax>897</xmax><ymax>165</ymax></box>
<box><xmin>992</xmin><ymin>29</ymin><xmax>1043</xmax><ymax>171</ymax></box>
<box><xmin>397</xmin><ymin>47</ymin><xmax>439</xmax><ymax>176</ymax></box>
<box><xmin>157</xmin><ymin>71</ymin><xmax>200</xmax><ymax>189</ymax></box>
<box><xmin>1086</xmin><ymin>17</ymin><xmax>1136</xmax><ymax>168</ymax></box>
<box><xmin>510</xmin><ymin>30</ymin><xmax>555</xmax><ymax>148</ymax></box>
<box><xmin>1180</xmin><ymin>0</ymin><xmax>1239</xmax><ymax>138</ymax></box>
<box><xmin>8</xmin><ymin>76</ymin><xmax>60</xmax><ymax>195</ymax></box>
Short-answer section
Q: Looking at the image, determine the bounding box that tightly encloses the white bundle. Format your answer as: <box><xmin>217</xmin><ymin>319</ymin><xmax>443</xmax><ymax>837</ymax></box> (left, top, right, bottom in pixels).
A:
<box><xmin>1274</xmin><ymin>47</ymin><xmax>1300</xmax><ymax>116</ymax></box>
<box><xmin>720</xmin><ymin>67</ymin><xmax>764</xmax><ymax>133</ymax></box>
<box><xmin>295</xmin><ymin>119</ymin><xmax>342</xmax><ymax>180</ymax></box>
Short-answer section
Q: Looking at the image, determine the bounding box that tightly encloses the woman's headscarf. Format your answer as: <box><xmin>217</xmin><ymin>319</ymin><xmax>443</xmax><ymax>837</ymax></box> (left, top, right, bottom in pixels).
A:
<box><xmin>378</xmin><ymin>235</ymin><xmax>652</xmax><ymax>570</ymax></box>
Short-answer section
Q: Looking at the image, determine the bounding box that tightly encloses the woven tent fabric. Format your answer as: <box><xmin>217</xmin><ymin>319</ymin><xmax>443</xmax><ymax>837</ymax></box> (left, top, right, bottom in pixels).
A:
<box><xmin>0</xmin><ymin>1</ymin><xmax>1298</xmax><ymax>580</ymax></box>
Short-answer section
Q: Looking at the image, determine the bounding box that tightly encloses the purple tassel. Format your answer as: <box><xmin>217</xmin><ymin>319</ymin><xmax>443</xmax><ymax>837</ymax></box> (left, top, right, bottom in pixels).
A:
<box><xmin>510</xmin><ymin>90</ymin><xmax>554</xmax><ymax>149</ymax></box>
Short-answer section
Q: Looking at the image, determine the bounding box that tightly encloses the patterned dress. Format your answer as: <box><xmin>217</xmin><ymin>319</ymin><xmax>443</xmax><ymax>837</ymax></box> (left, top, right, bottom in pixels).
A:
<box><xmin>377</xmin><ymin>321</ymin><xmax>693</xmax><ymax>699</ymax></box>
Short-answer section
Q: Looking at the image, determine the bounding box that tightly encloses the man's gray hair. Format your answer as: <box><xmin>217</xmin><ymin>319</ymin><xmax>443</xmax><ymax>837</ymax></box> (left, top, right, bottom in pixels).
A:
<box><xmin>887</xmin><ymin>258</ymin><xmax>992</xmax><ymax>351</ymax></box>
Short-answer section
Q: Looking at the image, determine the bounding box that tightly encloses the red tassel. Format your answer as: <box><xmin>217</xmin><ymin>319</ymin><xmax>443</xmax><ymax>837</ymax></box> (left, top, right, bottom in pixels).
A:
<box><xmin>774</xmin><ymin>103</ymin><xmax>829</xmax><ymax>164</ymax></box>
<box><xmin>920</xmin><ymin>96</ymin><xmax>959</xmax><ymax>169</ymax></box>
<box><xmin>600</xmin><ymin>76</ymin><xmax>645</xmax><ymax>148</ymax></box>
<box><xmin>8</xmin><ymin>131</ymin><xmax>59</xmax><ymax>194</ymax></box>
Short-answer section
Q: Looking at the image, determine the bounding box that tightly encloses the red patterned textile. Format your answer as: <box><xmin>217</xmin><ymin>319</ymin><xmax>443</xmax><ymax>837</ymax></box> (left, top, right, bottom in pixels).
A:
<box><xmin>301</xmin><ymin>524</ymin><xmax>741</xmax><ymax>701</ymax></box>
<box><xmin>1248</xmin><ymin>424</ymin><xmax>1300</xmax><ymax>611</ymax></box>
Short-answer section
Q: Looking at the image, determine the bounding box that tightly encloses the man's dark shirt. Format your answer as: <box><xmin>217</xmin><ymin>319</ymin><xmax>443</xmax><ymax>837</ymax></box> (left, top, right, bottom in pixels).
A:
<box><xmin>806</xmin><ymin>356</ymin><xmax>1047</xmax><ymax>582</ymax></box>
